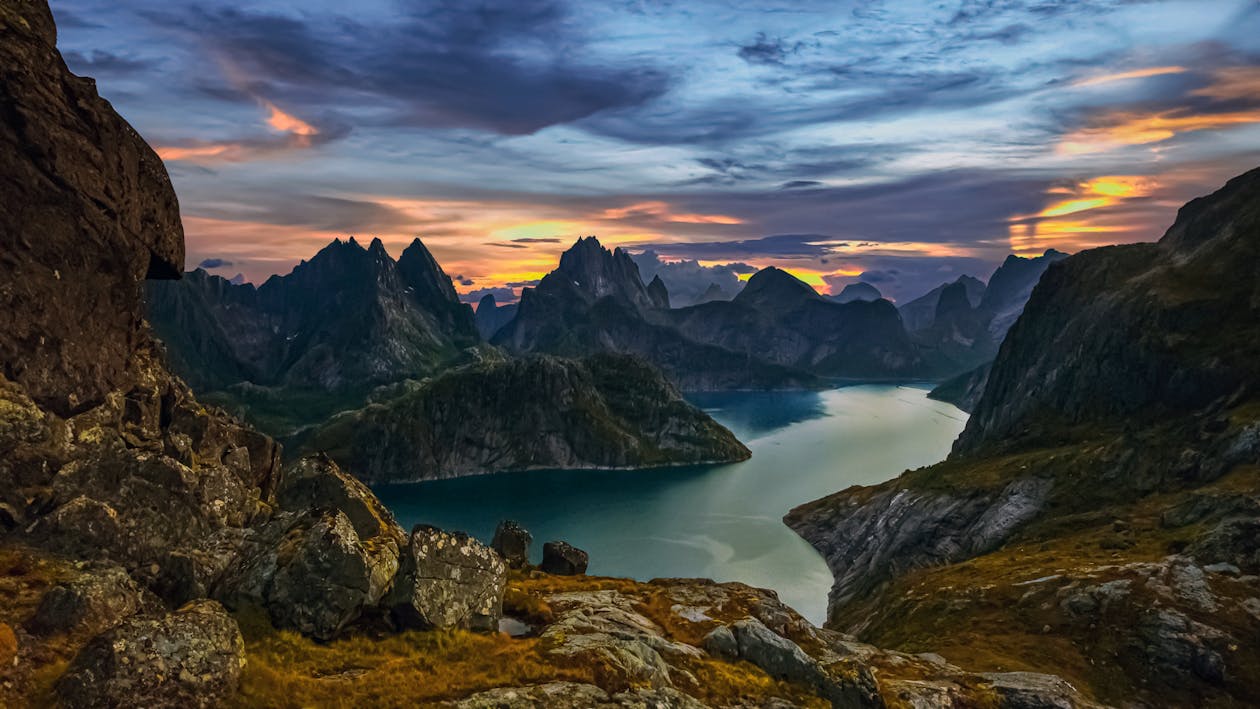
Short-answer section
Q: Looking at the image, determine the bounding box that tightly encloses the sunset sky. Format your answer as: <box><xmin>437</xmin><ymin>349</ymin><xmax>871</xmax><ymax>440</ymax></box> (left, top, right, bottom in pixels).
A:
<box><xmin>52</xmin><ymin>0</ymin><xmax>1260</xmax><ymax>303</ymax></box>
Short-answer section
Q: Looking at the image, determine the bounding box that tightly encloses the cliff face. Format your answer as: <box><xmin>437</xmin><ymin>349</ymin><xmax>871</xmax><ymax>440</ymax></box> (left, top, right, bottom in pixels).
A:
<box><xmin>787</xmin><ymin>168</ymin><xmax>1260</xmax><ymax>706</ymax></box>
<box><xmin>0</xmin><ymin>1</ymin><xmax>182</xmax><ymax>417</ymax></box>
<box><xmin>295</xmin><ymin>353</ymin><xmax>751</xmax><ymax>481</ymax></box>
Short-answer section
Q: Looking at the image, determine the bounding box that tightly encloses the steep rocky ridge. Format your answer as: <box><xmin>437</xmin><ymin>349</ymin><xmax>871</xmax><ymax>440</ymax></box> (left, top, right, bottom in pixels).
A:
<box><xmin>294</xmin><ymin>353</ymin><xmax>751</xmax><ymax>481</ymax></box>
<box><xmin>474</xmin><ymin>293</ymin><xmax>518</xmax><ymax>339</ymax></box>
<box><xmin>145</xmin><ymin>237</ymin><xmax>484</xmax><ymax>431</ymax></box>
<box><xmin>788</xmin><ymin>169</ymin><xmax>1260</xmax><ymax>706</ymax></box>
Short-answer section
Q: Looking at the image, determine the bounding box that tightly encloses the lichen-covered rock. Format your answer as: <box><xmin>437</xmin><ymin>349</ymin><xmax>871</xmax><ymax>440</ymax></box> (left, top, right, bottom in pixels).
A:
<box><xmin>492</xmin><ymin>519</ymin><xmax>533</xmax><ymax>567</ymax></box>
<box><xmin>449</xmin><ymin>681</ymin><xmax>706</xmax><ymax>708</ymax></box>
<box><xmin>216</xmin><ymin>508</ymin><xmax>400</xmax><ymax>640</ymax></box>
<box><xmin>723</xmin><ymin>617</ymin><xmax>882</xmax><ymax>708</ymax></box>
<box><xmin>55</xmin><ymin>600</ymin><xmax>245</xmax><ymax>709</ymax></box>
<box><xmin>1138</xmin><ymin>608</ymin><xmax>1231</xmax><ymax>684</ymax></box>
<box><xmin>385</xmin><ymin>525</ymin><xmax>506</xmax><ymax>631</ymax></box>
<box><xmin>276</xmin><ymin>454</ymin><xmax>405</xmax><ymax>546</ymax></box>
<box><xmin>541</xmin><ymin>540</ymin><xmax>589</xmax><ymax>576</ymax></box>
<box><xmin>982</xmin><ymin>672</ymin><xmax>1096</xmax><ymax>709</ymax></box>
<box><xmin>28</xmin><ymin>563</ymin><xmax>155</xmax><ymax>636</ymax></box>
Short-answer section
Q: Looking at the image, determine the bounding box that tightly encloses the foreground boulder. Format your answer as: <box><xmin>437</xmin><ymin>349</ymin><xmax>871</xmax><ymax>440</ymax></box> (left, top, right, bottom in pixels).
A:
<box><xmin>55</xmin><ymin>600</ymin><xmax>245</xmax><ymax>709</ymax></box>
<box><xmin>492</xmin><ymin>519</ymin><xmax>533</xmax><ymax>568</ymax></box>
<box><xmin>385</xmin><ymin>525</ymin><xmax>507</xmax><ymax>631</ymax></box>
<box><xmin>541</xmin><ymin>541</ymin><xmax>589</xmax><ymax>576</ymax></box>
<box><xmin>28</xmin><ymin>563</ymin><xmax>155</xmax><ymax>637</ymax></box>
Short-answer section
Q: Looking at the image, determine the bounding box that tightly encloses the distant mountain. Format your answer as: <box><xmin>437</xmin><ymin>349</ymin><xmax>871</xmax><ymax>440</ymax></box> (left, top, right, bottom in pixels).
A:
<box><xmin>831</xmin><ymin>281</ymin><xmax>882</xmax><ymax>303</ymax></box>
<box><xmin>979</xmin><ymin>249</ymin><xmax>1068</xmax><ymax>340</ymax></box>
<box><xmin>899</xmin><ymin>275</ymin><xmax>985</xmax><ymax>332</ymax></box>
<box><xmin>474</xmin><ymin>294</ymin><xmax>518</xmax><ymax>339</ymax></box>
<box><xmin>667</xmin><ymin>268</ymin><xmax>929</xmax><ymax>379</ymax></box>
<box><xmin>693</xmin><ymin>282</ymin><xmax>732</xmax><ymax>304</ymax></box>
<box><xmin>293</xmin><ymin>353</ymin><xmax>751</xmax><ymax>481</ymax></box>
<box><xmin>495</xmin><ymin>238</ymin><xmax>939</xmax><ymax>386</ymax></box>
<box><xmin>494</xmin><ymin>237</ymin><xmax>818</xmax><ymax>390</ymax></box>
<box><xmin>646</xmin><ymin>274</ymin><xmax>671</xmax><ymax>309</ymax></box>
<box><xmin>145</xmin><ymin>237</ymin><xmax>482</xmax><ymax>430</ymax></box>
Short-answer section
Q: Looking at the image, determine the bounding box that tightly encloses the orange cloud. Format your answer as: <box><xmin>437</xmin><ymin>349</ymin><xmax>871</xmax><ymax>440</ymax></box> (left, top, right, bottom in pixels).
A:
<box><xmin>1009</xmin><ymin>175</ymin><xmax>1160</xmax><ymax>254</ymax></box>
<box><xmin>1071</xmin><ymin>66</ymin><xmax>1186</xmax><ymax>88</ymax></box>
<box><xmin>1057</xmin><ymin>109</ymin><xmax>1260</xmax><ymax>155</ymax></box>
<box><xmin>263</xmin><ymin>101</ymin><xmax>318</xmax><ymax>137</ymax></box>
<box><xmin>1191</xmin><ymin>66</ymin><xmax>1260</xmax><ymax>102</ymax></box>
<box><xmin>156</xmin><ymin>143</ymin><xmax>237</xmax><ymax>161</ymax></box>
<box><xmin>598</xmin><ymin>201</ymin><xmax>743</xmax><ymax>225</ymax></box>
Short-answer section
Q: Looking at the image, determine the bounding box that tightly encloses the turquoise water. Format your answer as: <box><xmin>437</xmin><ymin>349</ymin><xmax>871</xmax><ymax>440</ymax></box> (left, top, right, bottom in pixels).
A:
<box><xmin>374</xmin><ymin>384</ymin><xmax>967</xmax><ymax>624</ymax></box>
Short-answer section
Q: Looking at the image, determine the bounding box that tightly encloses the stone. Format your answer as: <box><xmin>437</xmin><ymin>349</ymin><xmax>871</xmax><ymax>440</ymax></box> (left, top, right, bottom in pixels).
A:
<box><xmin>217</xmin><ymin>509</ymin><xmax>400</xmax><ymax>640</ymax></box>
<box><xmin>982</xmin><ymin>672</ymin><xmax>1089</xmax><ymax>709</ymax></box>
<box><xmin>28</xmin><ymin>564</ymin><xmax>153</xmax><ymax>636</ymax></box>
<box><xmin>29</xmin><ymin>497</ymin><xmax>122</xmax><ymax>560</ymax></box>
<box><xmin>0</xmin><ymin>622</ymin><xmax>16</xmax><ymax>667</ymax></box>
<box><xmin>275</xmin><ymin>454</ymin><xmax>405</xmax><ymax>545</ymax></box>
<box><xmin>702</xmin><ymin>625</ymin><xmax>738</xmax><ymax>658</ymax></box>
<box><xmin>1138</xmin><ymin>608</ymin><xmax>1230</xmax><ymax>684</ymax></box>
<box><xmin>541</xmin><ymin>541</ymin><xmax>589</xmax><ymax>576</ymax></box>
<box><xmin>725</xmin><ymin>617</ymin><xmax>882</xmax><ymax>707</ymax></box>
<box><xmin>385</xmin><ymin>525</ymin><xmax>506</xmax><ymax>631</ymax></box>
<box><xmin>55</xmin><ymin>600</ymin><xmax>245</xmax><ymax>709</ymax></box>
<box><xmin>492</xmin><ymin>519</ymin><xmax>533</xmax><ymax>567</ymax></box>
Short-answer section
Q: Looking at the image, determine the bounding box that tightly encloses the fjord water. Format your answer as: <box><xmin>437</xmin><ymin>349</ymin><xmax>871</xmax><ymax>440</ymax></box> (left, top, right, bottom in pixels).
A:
<box><xmin>375</xmin><ymin>384</ymin><xmax>967</xmax><ymax>623</ymax></box>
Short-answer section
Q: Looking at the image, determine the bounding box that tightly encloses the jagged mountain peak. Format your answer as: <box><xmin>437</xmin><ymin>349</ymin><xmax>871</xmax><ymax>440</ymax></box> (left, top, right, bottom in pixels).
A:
<box><xmin>647</xmin><ymin>274</ymin><xmax>671</xmax><ymax>309</ymax></box>
<box><xmin>553</xmin><ymin>235</ymin><xmax>654</xmax><ymax>309</ymax></box>
<box><xmin>477</xmin><ymin>293</ymin><xmax>498</xmax><ymax>312</ymax></box>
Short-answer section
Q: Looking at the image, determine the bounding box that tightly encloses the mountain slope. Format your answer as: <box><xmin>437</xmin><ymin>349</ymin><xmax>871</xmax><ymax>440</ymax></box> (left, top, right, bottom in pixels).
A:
<box><xmin>295</xmin><ymin>353</ymin><xmax>751</xmax><ymax>481</ymax></box>
<box><xmin>787</xmin><ymin>168</ymin><xmax>1260</xmax><ymax>706</ymax></box>
<box><xmin>899</xmin><ymin>275</ymin><xmax>985</xmax><ymax>332</ymax></box>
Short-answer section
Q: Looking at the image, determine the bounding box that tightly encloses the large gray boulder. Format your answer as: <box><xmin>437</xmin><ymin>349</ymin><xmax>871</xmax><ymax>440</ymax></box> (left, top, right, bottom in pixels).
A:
<box><xmin>55</xmin><ymin>600</ymin><xmax>245</xmax><ymax>709</ymax></box>
<box><xmin>385</xmin><ymin>525</ymin><xmax>506</xmax><ymax>631</ymax></box>
<box><xmin>541</xmin><ymin>540</ymin><xmax>588</xmax><ymax>576</ymax></box>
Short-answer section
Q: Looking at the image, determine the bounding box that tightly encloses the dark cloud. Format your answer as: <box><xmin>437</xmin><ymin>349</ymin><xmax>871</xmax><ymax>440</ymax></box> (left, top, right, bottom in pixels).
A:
<box><xmin>198</xmin><ymin>258</ymin><xmax>234</xmax><ymax>269</ymax></box>
<box><xmin>50</xmin><ymin>7</ymin><xmax>102</xmax><ymax>29</ymax></box>
<box><xmin>183</xmin><ymin>192</ymin><xmax>414</xmax><ymax>234</ymax></box>
<box><xmin>459</xmin><ymin>286</ymin><xmax>517</xmax><ymax>304</ymax></box>
<box><xmin>146</xmin><ymin>0</ymin><xmax>670</xmax><ymax>136</ymax></box>
<box><xmin>63</xmin><ymin>50</ymin><xmax>156</xmax><ymax>75</ymax></box>
<box><xmin>506</xmin><ymin>279</ymin><xmax>541</xmax><ymax>288</ymax></box>
<box><xmin>738</xmin><ymin>33</ymin><xmax>799</xmax><ymax>65</ymax></box>
<box><xmin>780</xmin><ymin>180</ymin><xmax>822</xmax><ymax>190</ymax></box>
<box><xmin>510</xmin><ymin>237</ymin><xmax>563</xmax><ymax>243</ymax></box>
<box><xmin>629</xmin><ymin>251</ymin><xmax>752</xmax><ymax>306</ymax></box>
<box><xmin>487</xmin><ymin>243</ymin><xmax>529</xmax><ymax>249</ymax></box>
<box><xmin>857</xmin><ymin>269</ymin><xmax>899</xmax><ymax>284</ymax></box>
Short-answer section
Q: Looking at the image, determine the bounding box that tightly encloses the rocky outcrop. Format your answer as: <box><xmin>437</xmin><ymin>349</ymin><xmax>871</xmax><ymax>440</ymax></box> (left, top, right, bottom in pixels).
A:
<box><xmin>385</xmin><ymin>525</ymin><xmax>506</xmax><ymax>631</ymax></box>
<box><xmin>28</xmin><ymin>564</ymin><xmax>157</xmax><ymax>637</ymax></box>
<box><xmin>787</xmin><ymin>477</ymin><xmax>1050</xmax><ymax>620</ymax></box>
<box><xmin>144</xmin><ymin>237</ymin><xmax>483</xmax><ymax>431</ymax></box>
<box><xmin>646</xmin><ymin>274</ymin><xmax>671</xmax><ymax>309</ymax></box>
<box><xmin>927</xmin><ymin>361</ymin><xmax>991</xmax><ymax>413</ymax></box>
<box><xmin>899</xmin><ymin>275</ymin><xmax>985</xmax><ymax>333</ymax></box>
<box><xmin>0</xmin><ymin>0</ymin><xmax>183</xmax><ymax>418</ymax></box>
<box><xmin>492</xmin><ymin>520</ymin><xmax>533</xmax><ymax>568</ymax></box>
<box><xmin>296</xmin><ymin>353</ymin><xmax>751</xmax><ymax>481</ymax></box>
<box><xmin>55</xmin><ymin>600</ymin><xmax>246</xmax><ymax>709</ymax></box>
<box><xmin>540</xmin><ymin>541</ymin><xmax>589</xmax><ymax>576</ymax></box>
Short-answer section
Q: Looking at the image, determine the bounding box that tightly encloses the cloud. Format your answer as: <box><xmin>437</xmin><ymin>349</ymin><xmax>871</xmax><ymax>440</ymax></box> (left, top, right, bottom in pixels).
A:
<box><xmin>62</xmin><ymin>50</ymin><xmax>156</xmax><ymax>75</ymax></box>
<box><xmin>198</xmin><ymin>258</ymin><xmax>234</xmax><ymax>269</ymax></box>
<box><xmin>510</xmin><ymin>237</ymin><xmax>563</xmax><ymax>244</ymax></box>
<box><xmin>145</xmin><ymin>0</ymin><xmax>670</xmax><ymax>136</ymax></box>
<box><xmin>780</xmin><ymin>180</ymin><xmax>823</xmax><ymax>190</ymax></box>
<box><xmin>738</xmin><ymin>33</ymin><xmax>800</xmax><ymax>66</ymax></box>
<box><xmin>629</xmin><ymin>251</ymin><xmax>752</xmax><ymax>306</ymax></box>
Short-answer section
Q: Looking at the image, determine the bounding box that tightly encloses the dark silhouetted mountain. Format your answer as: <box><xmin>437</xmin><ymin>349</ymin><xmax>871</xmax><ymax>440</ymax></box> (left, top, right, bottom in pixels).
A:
<box><xmin>668</xmin><ymin>268</ymin><xmax>928</xmax><ymax>379</ymax></box>
<box><xmin>926</xmin><ymin>361</ymin><xmax>990</xmax><ymax>412</ymax></box>
<box><xmin>494</xmin><ymin>238</ymin><xmax>819</xmax><ymax>390</ymax></box>
<box><xmin>788</xmin><ymin>167</ymin><xmax>1260</xmax><ymax>706</ymax></box>
<box><xmin>474</xmin><ymin>294</ymin><xmax>518</xmax><ymax>339</ymax></box>
<box><xmin>145</xmin><ymin>237</ymin><xmax>481</xmax><ymax>430</ymax></box>
<box><xmin>899</xmin><ymin>275</ymin><xmax>985</xmax><ymax>332</ymax></box>
<box><xmin>832</xmin><ymin>281</ymin><xmax>882</xmax><ymax>303</ymax></box>
<box><xmin>647</xmin><ymin>274</ymin><xmax>671</xmax><ymax>309</ymax></box>
<box><xmin>979</xmin><ymin>249</ymin><xmax>1068</xmax><ymax>340</ymax></box>
<box><xmin>694</xmin><ymin>282</ymin><xmax>732</xmax><ymax>304</ymax></box>
<box><xmin>294</xmin><ymin>353</ymin><xmax>751</xmax><ymax>481</ymax></box>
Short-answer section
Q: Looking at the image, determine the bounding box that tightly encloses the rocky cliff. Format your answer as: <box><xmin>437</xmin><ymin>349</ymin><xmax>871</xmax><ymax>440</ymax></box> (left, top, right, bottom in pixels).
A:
<box><xmin>294</xmin><ymin>353</ymin><xmax>751</xmax><ymax>481</ymax></box>
<box><xmin>788</xmin><ymin>169</ymin><xmax>1260</xmax><ymax>706</ymax></box>
<box><xmin>474</xmin><ymin>293</ymin><xmax>518</xmax><ymax>339</ymax></box>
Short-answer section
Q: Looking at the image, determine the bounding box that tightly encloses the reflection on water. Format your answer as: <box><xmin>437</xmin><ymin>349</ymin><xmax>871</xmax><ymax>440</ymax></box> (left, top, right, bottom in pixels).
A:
<box><xmin>374</xmin><ymin>384</ymin><xmax>967</xmax><ymax>624</ymax></box>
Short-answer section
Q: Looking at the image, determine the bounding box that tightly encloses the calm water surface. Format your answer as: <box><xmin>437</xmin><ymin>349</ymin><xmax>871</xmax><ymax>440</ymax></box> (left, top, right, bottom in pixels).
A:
<box><xmin>374</xmin><ymin>384</ymin><xmax>967</xmax><ymax>624</ymax></box>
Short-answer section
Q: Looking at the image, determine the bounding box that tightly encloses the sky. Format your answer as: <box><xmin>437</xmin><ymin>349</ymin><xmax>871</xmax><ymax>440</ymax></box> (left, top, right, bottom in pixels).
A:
<box><xmin>52</xmin><ymin>0</ymin><xmax>1260</xmax><ymax>304</ymax></box>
